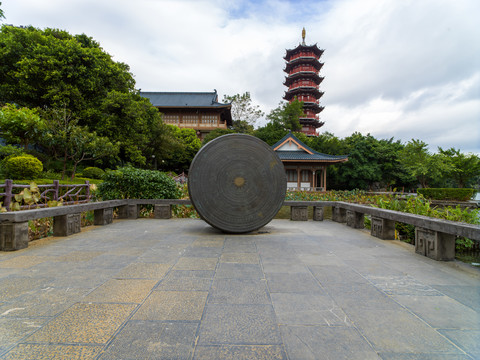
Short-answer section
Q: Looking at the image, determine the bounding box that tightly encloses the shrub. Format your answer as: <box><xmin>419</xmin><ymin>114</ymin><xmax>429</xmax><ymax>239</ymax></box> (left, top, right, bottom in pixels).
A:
<box><xmin>417</xmin><ymin>188</ymin><xmax>476</xmax><ymax>201</ymax></box>
<box><xmin>82</xmin><ymin>167</ymin><xmax>105</xmax><ymax>179</ymax></box>
<box><xmin>3</xmin><ymin>155</ymin><xmax>43</xmax><ymax>179</ymax></box>
<box><xmin>97</xmin><ymin>166</ymin><xmax>180</xmax><ymax>200</ymax></box>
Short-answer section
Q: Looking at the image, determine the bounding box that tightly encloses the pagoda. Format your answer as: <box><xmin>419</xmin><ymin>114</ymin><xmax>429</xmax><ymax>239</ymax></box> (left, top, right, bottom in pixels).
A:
<box><xmin>283</xmin><ymin>28</ymin><xmax>325</xmax><ymax>136</ymax></box>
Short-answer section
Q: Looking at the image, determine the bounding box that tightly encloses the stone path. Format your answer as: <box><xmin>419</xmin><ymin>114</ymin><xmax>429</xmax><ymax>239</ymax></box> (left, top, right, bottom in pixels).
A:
<box><xmin>0</xmin><ymin>219</ymin><xmax>479</xmax><ymax>359</ymax></box>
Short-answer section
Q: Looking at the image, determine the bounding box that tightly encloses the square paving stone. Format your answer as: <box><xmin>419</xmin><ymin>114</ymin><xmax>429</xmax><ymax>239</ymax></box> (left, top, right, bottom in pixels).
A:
<box><xmin>366</xmin><ymin>275</ymin><xmax>442</xmax><ymax>296</ymax></box>
<box><xmin>174</xmin><ymin>257</ymin><xmax>218</xmax><ymax>271</ymax></box>
<box><xmin>193</xmin><ymin>345</ymin><xmax>287</xmax><ymax>359</ymax></box>
<box><xmin>433</xmin><ymin>285</ymin><xmax>480</xmax><ymax>312</ymax></box>
<box><xmin>167</xmin><ymin>270</ymin><xmax>215</xmax><ymax>279</ymax></box>
<box><xmin>223</xmin><ymin>239</ymin><xmax>257</xmax><ymax>253</ymax></box>
<box><xmin>324</xmin><ymin>283</ymin><xmax>401</xmax><ymax>310</ymax></box>
<box><xmin>0</xmin><ymin>256</ymin><xmax>53</xmax><ymax>269</ymax></box>
<box><xmin>348</xmin><ymin>309</ymin><xmax>462</xmax><ymax>353</ymax></box>
<box><xmin>192</xmin><ymin>239</ymin><xmax>225</xmax><ymax>247</ymax></box>
<box><xmin>56</xmin><ymin>251</ymin><xmax>104</xmax><ymax>262</ymax></box>
<box><xmin>3</xmin><ymin>344</ymin><xmax>103</xmax><ymax>360</ymax></box>
<box><xmin>183</xmin><ymin>246</ymin><xmax>222</xmax><ymax>258</ymax></box>
<box><xmin>76</xmin><ymin>254</ymin><xmax>138</xmax><ymax>270</ymax></box>
<box><xmin>265</xmin><ymin>273</ymin><xmax>323</xmax><ymax>294</ymax></box>
<box><xmin>219</xmin><ymin>253</ymin><xmax>259</xmax><ymax>264</ymax></box>
<box><xmin>0</xmin><ymin>277</ymin><xmax>53</xmax><ymax>302</ymax></box>
<box><xmin>271</xmin><ymin>293</ymin><xmax>351</xmax><ymax>326</ymax></box>
<box><xmin>297</xmin><ymin>253</ymin><xmax>346</xmax><ymax>266</ymax></box>
<box><xmin>133</xmin><ymin>291</ymin><xmax>208</xmax><ymax>321</ymax></box>
<box><xmin>156</xmin><ymin>275</ymin><xmax>212</xmax><ymax>291</ymax></box>
<box><xmin>198</xmin><ymin>304</ymin><xmax>282</xmax><ymax>345</ymax></box>
<box><xmin>99</xmin><ymin>320</ymin><xmax>198</xmax><ymax>360</ymax></box>
<box><xmin>262</xmin><ymin>263</ymin><xmax>310</xmax><ymax>274</ymax></box>
<box><xmin>84</xmin><ymin>279</ymin><xmax>157</xmax><ymax>303</ymax></box>
<box><xmin>392</xmin><ymin>295</ymin><xmax>480</xmax><ymax>329</ymax></box>
<box><xmin>280</xmin><ymin>325</ymin><xmax>379</xmax><ymax>360</ymax></box>
<box><xmin>378</xmin><ymin>353</ymin><xmax>471</xmax><ymax>359</ymax></box>
<box><xmin>215</xmin><ymin>263</ymin><xmax>264</xmax><ymax>279</ymax></box>
<box><xmin>209</xmin><ymin>278</ymin><xmax>270</xmax><ymax>304</ymax></box>
<box><xmin>309</xmin><ymin>264</ymin><xmax>369</xmax><ymax>284</ymax></box>
<box><xmin>27</xmin><ymin>303</ymin><xmax>136</xmax><ymax>344</ymax></box>
<box><xmin>0</xmin><ymin>317</ymin><xmax>47</xmax><ymax>355</ymax></box>
<box><xmin>438</xmin><ymin>330</ymin><xmax>480</xmax><ymax>359</ymax></box>
<box><xmin>114</xmin><ymin>263</ymin><xmax>171</xmax><ymax>279</ymax></box>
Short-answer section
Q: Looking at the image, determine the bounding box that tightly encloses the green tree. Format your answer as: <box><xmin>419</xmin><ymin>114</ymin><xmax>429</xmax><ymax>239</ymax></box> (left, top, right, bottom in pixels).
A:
<box><xmin>223</xmin><ymin>92</ymin><xmax>264</xmax><ymax>134</ymax></box>
<box><xmin>0</xmin><ymin>104</ymin><xmax>46</xmax><ymax>149</ymax></box>
<box><xmin>400</xmin><ymin>139</ymin><xmax>451</xmax><ymax>188</ymax></box>
<box><xmin>254</xmin><ymin>121</ymin><xmax>288</xmax><ymax>146</ymax></box>
<box><xmin>438</xmin><ymin>147</ymin><xmax>480</xmax><ymax>188</ymax></box>
<box><xmin>0</xmin><ymin>2</ymin><xmax>4</xmax><ymax>20</ymax></box>
<box><xmin>0</xmin><ymin>25</ymin><xmax>134</xmax><ymax>117</ymax></box>
<box><xmin>201</xmin><ymin>128</ymin><xmax>235</xmax><ymax>146</ymax></box>
<box><xmin>165</xmin><ymin>126</ymin><xmax>201</xmax><ymax>172</ymax></box>
<box><xmin>266</xmin><ymin>99</ymin><xmax>304</xmax><ymax>132</ymax></box>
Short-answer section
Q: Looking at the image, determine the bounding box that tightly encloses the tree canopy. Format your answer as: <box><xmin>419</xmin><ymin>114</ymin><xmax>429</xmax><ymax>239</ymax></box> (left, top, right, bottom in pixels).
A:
<box><xmin>223</xmin><ymin>92</ymin><xmax>264</xmax><ymax>134</ymax></box>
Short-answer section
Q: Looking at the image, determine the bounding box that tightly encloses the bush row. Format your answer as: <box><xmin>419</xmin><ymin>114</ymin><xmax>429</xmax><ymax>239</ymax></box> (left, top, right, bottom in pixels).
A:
<box><xmin>417</xmin><ymin>188</ymin><xmax>476</xmax><ymax>201</ymax></box>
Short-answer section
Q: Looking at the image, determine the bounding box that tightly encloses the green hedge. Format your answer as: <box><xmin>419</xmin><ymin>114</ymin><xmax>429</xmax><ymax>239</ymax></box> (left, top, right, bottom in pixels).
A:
<box><xmin>97</xmin><ymin>167</ymin><xmax>180</xmax><ymax>200</ymax></box>
<box><xmin>417</xmin><ymin>188</ymin><xmax>476</xmax><ymax>201</ymax></box>
<box><xmin>82</xmin><ymin>167</ymin><xmax>105</xmax><ymax>179</ymax></box>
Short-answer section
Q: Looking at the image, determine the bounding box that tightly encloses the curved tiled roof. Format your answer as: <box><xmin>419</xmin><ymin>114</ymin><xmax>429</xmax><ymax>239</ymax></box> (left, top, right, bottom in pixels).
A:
<box><xmin>273</xmin><ymin>133</ymin><xmax>348</xmax><ymax>163</ymax></box>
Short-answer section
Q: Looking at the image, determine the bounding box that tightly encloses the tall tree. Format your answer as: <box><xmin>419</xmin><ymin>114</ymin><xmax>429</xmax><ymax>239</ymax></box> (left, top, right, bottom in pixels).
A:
<box><xmin>438</xmin><ymin>147</ymin><xmax>480</xmax><ymax>188</ymax></box>
<box><xmin>223</xmin><ymin>92</ymin><xmax>264</xmax><ymax>134</ymax></box>
<box><xmin>266</xmin><ymin>99</ymin><xmax>304</xmax><ymax>132</ymax></box>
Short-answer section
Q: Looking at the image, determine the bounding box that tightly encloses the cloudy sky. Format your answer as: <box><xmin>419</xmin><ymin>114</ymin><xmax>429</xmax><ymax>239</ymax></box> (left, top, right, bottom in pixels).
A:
<box><xmin>2</xmin><ymin>0</ymin><xmax>479</xmax><ymax>153</ymax></box>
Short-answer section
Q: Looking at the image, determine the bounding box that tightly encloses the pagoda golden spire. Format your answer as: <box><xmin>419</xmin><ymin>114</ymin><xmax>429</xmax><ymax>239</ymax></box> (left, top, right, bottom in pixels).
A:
<box><xmin>302</xmin><ymin>27</ymin><xmax>306</xmax><ymax>45</ymax></box>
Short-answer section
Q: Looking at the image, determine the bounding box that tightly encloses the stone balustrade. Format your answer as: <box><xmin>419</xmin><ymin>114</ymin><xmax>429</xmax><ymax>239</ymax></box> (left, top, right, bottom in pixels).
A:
<box><xmin>1</xmin><ymin>199</ymin><xmax>479</xmax><ymax>262</ymax></box>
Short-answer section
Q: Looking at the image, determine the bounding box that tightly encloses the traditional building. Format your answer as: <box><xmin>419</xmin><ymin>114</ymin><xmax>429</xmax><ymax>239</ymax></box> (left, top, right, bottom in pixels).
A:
<box><xmin>273</xmin><ymin>132</ymin><xmax>348</xmax><ymax>191</ymax></box>
<box><xmin>283</xmin><ymin>28</ymin><xmax>325</xmax><ymax>136</ymax></box>
<box><xmin>140</xmin><ymin>90</ymin><xmax>232</xmax><ymax>140</ymax></box>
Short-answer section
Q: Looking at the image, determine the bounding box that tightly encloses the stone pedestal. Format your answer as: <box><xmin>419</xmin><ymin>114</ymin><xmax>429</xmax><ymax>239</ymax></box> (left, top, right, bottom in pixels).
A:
<box><xmin>54</xmin><ymin>213</ymin><xmax>81</xmax><ymax>237</ymax></box>
<box><xmin>415</xmin><ymin>227</ymin><xmax>455</xmax><ymax>261</ymax></box>
<box><xmin>332</xmin><ymin>206</ymin><xmax>346</xmax><ymax>223</ymax></box>
<box><xmin>346</xmin><ymin>210</ymin><xmax>364</xmax><ymax>229</ymax></box>
<box><xmin>313</xmin><ymin>206</ymin><xmax>324</xmax><ymax>221</ymax></box>
<box><xmin>117</xmin><ymin>205</ymin><xmax>128</xmax><ymax>219</ymax></box>
<box><xmin>371</xmin><ymin>216</ymin><xmax>395</xmax><ymax>240</ymax></box>
<box><xmin>291</xmin><ymin>206</ymin><xmax>308</xmax><ymax>221</ymax></box>
<box><xmin>154</xmin><ymin>204</ymin><xmax>172</xmax><ymax>219</ymax></box>
<box><xmin>94</xmin><ymin>208</ymin><xmax>113</xmax><ymax>225</ymax></box>
<box><xmin>0</xmin><ymin>222</ymin><xmax>29</xmax><ymax>251</ymax></box>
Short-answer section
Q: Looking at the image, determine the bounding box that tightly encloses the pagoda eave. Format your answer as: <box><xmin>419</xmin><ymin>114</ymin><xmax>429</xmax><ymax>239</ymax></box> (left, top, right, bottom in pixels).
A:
<box><xmin>284</xmin><ymin>44</ymin><xmax>324</xmax><ymax>58</ymax></box>
<box><xmin>284</xmin><ymin>89</ymin><xmax>323</xmax><ymax>100</ymax></box>
<box><xmin>283</xmin><ymin>74</ymin><xmax>323</xmax><ymax>86</ymax></box>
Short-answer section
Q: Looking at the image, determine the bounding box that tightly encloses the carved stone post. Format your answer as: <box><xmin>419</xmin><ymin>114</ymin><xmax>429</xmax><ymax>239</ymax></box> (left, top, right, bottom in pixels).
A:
<box><xmin>154</xmin><ymin>204</ymin><xmax>172</xmax><ymax>219</ymax></box>
<box><xmin>370</xmin><ymin>216</ymin><xmax>395</xmax><ymax>240</ymax></box>
<box><xmin>291</xmin><ymin>206</ymin><xmax>308</xmax><ymax>221</ymax></box>
<box><xmin>0</xmin><ymin>222</ymin><xmax>29</xmax><ymax>250</ymax></box>
<box><xmin>415</xmin><ymin>227</ymin><xmax>455</xmax><ymax>261</ymax></box>
<box><xmin>313</xmin><ymin>206</ymin><xmax>324</xmax><ymax>221</ymax></box>
<box><xmin>332</xmin><ymin>206</ymin><xmax>346</xmax><ymax>223</ymax></box>
<box><xmin>94</xmin><ymin>208</ymin><xmax>113</xmax><ymax>225</ymax></box>
<box><xmin>53</xmin><ymin>213</ymin><xmax>81</xmax><ymax>236</ymax></box>
<box><xmin>346</xmin><ymin>210</ymin><xmax>364</xmax><ymax>229</ymax></box>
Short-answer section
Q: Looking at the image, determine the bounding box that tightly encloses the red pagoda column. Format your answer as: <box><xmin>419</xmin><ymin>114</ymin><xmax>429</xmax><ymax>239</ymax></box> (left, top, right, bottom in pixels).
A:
<box><xmin>283</xmin><ymin>28</ymin><xmax>325</xmax><ymax>136</ymax></box>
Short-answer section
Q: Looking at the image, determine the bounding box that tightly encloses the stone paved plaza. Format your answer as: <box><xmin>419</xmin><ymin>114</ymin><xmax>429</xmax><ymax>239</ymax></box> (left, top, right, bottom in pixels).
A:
<box><xmin>0</xmin><ymin>218</ymin><xmax>479</xmax><ymax>359</ymax></box>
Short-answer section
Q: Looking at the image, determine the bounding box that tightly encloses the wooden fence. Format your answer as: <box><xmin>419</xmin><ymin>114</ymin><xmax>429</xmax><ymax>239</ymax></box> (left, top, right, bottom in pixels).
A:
<box><xmin>0</xmin><ymin>179</ymin><xmax>91</xmax><ymax>211</ymax></box>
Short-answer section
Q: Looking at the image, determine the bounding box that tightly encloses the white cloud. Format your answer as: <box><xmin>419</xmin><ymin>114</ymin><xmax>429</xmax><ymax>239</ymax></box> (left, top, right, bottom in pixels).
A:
<box><xmin>2</xmin><ymin>0</ymin><xmax>479</xmax><ymax>153</ymax></box>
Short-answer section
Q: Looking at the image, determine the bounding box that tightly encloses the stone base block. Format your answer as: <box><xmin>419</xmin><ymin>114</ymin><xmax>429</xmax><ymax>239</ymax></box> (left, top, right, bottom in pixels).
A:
<box><xmin>0</xmin><ymin>222</ymin><xmax>29</xmax><ymax>251</ymax></box>
<box><xmin>291</xmin><ymin>206</ymin><xmax>308</xmax><ymax>221</ymax></box>
<box><xmin>154</xmin><ymin>204</ymin><xmax>172</xmax><ymax>219</ymax></box>
<box><xmin>94</xmin><ymin>208</ymin><xmax>113</xmax><ymax>225</ymax></box>
<box><xmin>415</xmin><ymin>227</ymin><xmax>455</xmax><ymax>261</ymax></box>
<box><xmin>371</xmin><ymin>216</ymin><xmax>395</xmax><ymax>240</ymax></box>
<box><xmin>313</xmin><ymin>206</ymin><xmax>324</xmax><ymax>221</ymax></box>
<box><xmin>54</xmin><ymin>213</ymin><xmax>81</xmax><ymax>237</ymax></box>
<box><xmin>346</xmin><ymin>210</ymin><xmax>364</xmax><ymax>229</ymax></box>
<box><xmin>332</xmin><ymin>206</ymin><xmax>346</xmax><ymax>223</ymax></box>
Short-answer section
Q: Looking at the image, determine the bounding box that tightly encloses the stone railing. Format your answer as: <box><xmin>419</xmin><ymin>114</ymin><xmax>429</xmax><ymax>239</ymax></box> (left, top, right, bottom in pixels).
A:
<box><xmin>1</xmin><ymin>199</ymin><xmax>479</xmax><ymax>263</ymax></box>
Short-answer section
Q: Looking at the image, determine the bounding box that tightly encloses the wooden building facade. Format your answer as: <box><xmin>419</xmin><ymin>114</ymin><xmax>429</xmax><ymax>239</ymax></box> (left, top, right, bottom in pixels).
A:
<box><xmin>140</xmin><ymin>90</ymin><xmax>232</xmax><ymax>140</ymax></box>
<box><xmin>273</xmin><ymin>133</ymin><xmax>348</xmax><ymax>191</ymax></box>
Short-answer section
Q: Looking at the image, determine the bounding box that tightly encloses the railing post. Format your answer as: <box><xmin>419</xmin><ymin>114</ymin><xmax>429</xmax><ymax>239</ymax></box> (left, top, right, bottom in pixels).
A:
<box><xmin>313</xmin><ymin>206</ymin><xmax>324</xmax><ymax>221</ymax></box>
<box><xmin>332</xmin><ymin>206</ymin><xmax>346</xmax><ymax>223</ymax></box>
<box><xmin>371</xmin><ymin>216</ymin><xmax>395</xmax><ymax>240</ymax></box>
<box><xmin>53</xmin><ymin>180</ymin><xmax>59</xmax><ymax>201</ymax></box>
<box><xmin>0</xmin><ymin>221</ymin><xmax>29</xmax><ymax>250</ymax></box>
<box><xmin>85</xmin><ymin>180</ymin><xmax>90</xmax><ymax>201</ymax></box>
<box><xmin>94</xmin><ymin>208</ymin><xmax>113</xmax><ymax>225</ymax></box>
<box><xmin>291</xmin><ymin>206</ymin><xmax>308</xmax><ymax>221</ymax></box>
<box><xmin>154</xmin><ymin>204</ymin><xmax>172</xmax><ymax>219</ymax></box>
<box><xmin>346</xmin><ymin>210</ymin><xmax>364</xmax><ymax>229</ymax></box>
<box><xmin>415</xmin><ymin>227</ymin><xmax>455</xmax><ymax>261</ymax></box>
<box><xmin>4</xmin><ymin>179</ymin><xmax>13</xmax><ymax>211</ymax></box>
<box><xmin>53</xmin><ymin>214</ymin><xmax>81</xmax><ymax>236</ymax></box>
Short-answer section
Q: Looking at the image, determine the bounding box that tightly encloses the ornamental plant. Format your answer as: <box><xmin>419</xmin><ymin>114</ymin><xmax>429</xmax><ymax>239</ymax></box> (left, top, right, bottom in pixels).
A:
<box><xmin>3</xmin><ymin>154</ymin><xmax>43</xmax><ymax>179</ymax></box>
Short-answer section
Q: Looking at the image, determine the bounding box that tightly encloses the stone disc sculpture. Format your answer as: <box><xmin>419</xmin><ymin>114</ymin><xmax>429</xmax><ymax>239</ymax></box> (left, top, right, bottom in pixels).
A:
<box><xmin>188</xmin><ymin>134</ymin><xmax>287</xmax><ymax>233</ymax></box>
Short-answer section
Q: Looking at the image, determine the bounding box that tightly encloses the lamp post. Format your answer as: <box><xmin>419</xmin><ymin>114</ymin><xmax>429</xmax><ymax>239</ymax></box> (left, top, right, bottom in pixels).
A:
<box><xmin>152</xmin><ymin>155</ymin><xmax>157</xmax><ymax>170</ymax></box>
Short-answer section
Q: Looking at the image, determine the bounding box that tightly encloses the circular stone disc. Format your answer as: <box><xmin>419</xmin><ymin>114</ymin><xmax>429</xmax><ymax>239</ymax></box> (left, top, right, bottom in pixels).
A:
<box><xmin>188</xmin><ymin>134</ymin><xmax>287</xmax><ymax>233</ymax></box>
